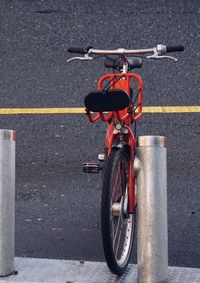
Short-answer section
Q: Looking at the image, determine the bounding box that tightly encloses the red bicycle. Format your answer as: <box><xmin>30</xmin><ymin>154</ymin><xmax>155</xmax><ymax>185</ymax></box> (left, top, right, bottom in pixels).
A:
<box><xmin>68</xmin><ymin>44</ymin><xmax>184</xmax><ymax>275</ymax></box>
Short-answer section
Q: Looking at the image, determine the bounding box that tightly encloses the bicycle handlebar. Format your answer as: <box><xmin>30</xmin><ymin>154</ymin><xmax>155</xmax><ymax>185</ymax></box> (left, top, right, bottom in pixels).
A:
<box><xmin>68</xmin><ymin>44</ymin><xmax>184</xmax><ymax>56</ymax></box>
<box><xmin>166</xmin><ymin>45</ymin><xmax>184</xmax><ymax>53</ymax></box>
<box><xmin>68</xmin><ymin>47</ymin><xmax>87</xmax><ymax>55</ymax></box>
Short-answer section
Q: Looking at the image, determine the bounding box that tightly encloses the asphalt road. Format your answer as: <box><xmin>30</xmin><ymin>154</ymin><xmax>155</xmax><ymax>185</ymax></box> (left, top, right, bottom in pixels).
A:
<box><xmin>0</xmin><ymin>0</ymin><xmax>199</xmax><ymax>268</ymax></box>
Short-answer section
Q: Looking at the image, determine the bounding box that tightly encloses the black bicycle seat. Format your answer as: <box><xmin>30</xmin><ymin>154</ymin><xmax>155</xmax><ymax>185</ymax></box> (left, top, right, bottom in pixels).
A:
<box><xmin>104</xmin><ymin>56</ymin><xmax>142</xmax><ymax>71</ymax></box>
<box><xmin>84</xmin><ymin>89</ymin><xmax>130</xmax><ymax>112</ymax></box>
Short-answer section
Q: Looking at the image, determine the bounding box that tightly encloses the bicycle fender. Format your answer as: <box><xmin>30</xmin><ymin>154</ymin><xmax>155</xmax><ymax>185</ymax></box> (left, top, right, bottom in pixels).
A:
<box><xmin>111</xmin><ymin>141</ymin><xmax>130</xmax><ymax>156</ymax></box>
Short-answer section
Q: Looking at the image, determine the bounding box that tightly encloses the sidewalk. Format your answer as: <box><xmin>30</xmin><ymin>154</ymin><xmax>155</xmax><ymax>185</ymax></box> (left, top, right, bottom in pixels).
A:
<box><xmin>0</xmin><ymin>257</ymin><xmax>200</xmax><ymax>283</ymax></box>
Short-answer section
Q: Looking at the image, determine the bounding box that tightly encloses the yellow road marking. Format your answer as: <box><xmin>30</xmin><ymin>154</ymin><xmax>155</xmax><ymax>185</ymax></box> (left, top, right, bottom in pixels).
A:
<box><xmin>0</xmin><ymin>108</ymin><xmax>85</xmax><ymax>114</ymax></box>
<box><xmin>142</xmin><ymin>106</ymin><xmax>200</xmax><ymax>113</ymax></box>
<box><xmin>0</xmin><ymin>106</ymin><xmax>199</xmax><ymax>115</ymax></box>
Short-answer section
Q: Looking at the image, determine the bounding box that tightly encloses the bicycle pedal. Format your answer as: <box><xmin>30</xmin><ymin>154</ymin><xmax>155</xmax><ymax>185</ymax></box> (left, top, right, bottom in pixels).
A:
<box><xmin>82</xmin><ymin>162</ymin><xmax>102</xmax><ymax>173</ymax></box>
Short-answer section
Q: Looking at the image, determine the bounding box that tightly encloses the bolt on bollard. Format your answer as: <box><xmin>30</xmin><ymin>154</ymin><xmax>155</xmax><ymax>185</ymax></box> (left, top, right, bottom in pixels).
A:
<box><xmin>0</xmin><ymin>130</ymin><xmax>16</xmax><ymax>277</ymax></box>
<box><xmin>136</xmin><ymin>136</ymin><xmax>168</xmax><ymax>283</ymax></box>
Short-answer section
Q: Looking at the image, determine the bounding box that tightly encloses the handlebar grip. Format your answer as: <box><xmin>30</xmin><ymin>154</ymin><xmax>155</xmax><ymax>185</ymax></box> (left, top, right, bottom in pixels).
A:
<box><xmin>68</xmin><ymin>47</ymin><xmax>87</xmax><ymax>55</ymax></box>
<box><xmin>166</xmin><ymin>45</ymin><xmax>184</xmax><ymax>53</ymax></box>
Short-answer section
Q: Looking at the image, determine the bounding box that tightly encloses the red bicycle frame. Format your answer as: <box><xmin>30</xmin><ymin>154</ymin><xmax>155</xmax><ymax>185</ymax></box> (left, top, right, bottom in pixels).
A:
<box><xmin>86</xmin><ymin>73</ymin><xmax>143</xmax><ymax>214</ymax></box>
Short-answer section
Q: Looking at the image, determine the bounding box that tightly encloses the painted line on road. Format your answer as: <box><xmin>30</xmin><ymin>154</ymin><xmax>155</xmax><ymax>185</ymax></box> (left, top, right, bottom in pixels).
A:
<box><xmin>142</xmin><ymin>106</ymin><xmax>200</xmax><ymax>113</ymax></box>
<box><xmin>0</xmin><ymin>106</ymin><xmax>199</xmax><ymax>115</ymax></box>
<box><xmin>0</xmin><ymin>108</ymin><xmax>85</xmax><ymax>114</ymax></box>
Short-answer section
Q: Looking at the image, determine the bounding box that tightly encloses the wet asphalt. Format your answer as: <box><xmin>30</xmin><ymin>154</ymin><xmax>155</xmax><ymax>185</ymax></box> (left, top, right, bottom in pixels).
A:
<box><xmin>0</xmin><ymin>0</ymin><xmax>200</xmax><ymax>268</ymax></box>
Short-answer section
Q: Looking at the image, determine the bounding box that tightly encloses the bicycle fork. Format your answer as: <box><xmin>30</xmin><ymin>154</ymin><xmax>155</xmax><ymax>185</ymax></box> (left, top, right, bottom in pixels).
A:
<box><xmin>82</xmin><ymin>122</ymin><xmax>137</xmax><ymax>214</ymax></box>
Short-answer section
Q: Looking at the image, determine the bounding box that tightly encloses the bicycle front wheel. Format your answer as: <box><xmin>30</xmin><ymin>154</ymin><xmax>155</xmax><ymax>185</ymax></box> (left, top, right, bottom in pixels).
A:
<box><xmin>101</xmin><ymin>148</ymin><xmax>136</xmax><ymax>276</ymax></box>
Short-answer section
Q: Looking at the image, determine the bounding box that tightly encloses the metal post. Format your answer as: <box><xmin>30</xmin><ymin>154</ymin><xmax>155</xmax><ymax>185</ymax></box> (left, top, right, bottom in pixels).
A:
<box><xmin>0</xmin><ymin>130</ymin><xmax>16</xmax><ymax>277</ymax></box>
<box><xmin>136</xmin><ymin>136</ymin><xmax>168</xmax><ymax>283</ymax></box>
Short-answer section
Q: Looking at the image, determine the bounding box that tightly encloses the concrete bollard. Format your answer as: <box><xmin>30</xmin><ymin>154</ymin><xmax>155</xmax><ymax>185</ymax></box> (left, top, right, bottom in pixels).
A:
<box><xmin>0</xmin><ymin>130</ymin><xmax>16</xmax><ymax>277</ymax></box>
<box><xmin>136</xmin><ymin>136</ymin><xmax>168</xmax><ymax>283</ymax></box>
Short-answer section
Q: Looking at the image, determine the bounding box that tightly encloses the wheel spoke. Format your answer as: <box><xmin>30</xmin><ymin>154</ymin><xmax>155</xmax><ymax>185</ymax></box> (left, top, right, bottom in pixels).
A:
<box><xmin>113</xmin><ymin>211</ymin><xmax>122</xmax><ymax>246</ymax></box>
<box><xmin>111</xmin><ymin>160</ymin><xmax>122</xmax><ymax>201</ymax></box>
<box><xmin>115</xmin><ymin>217</ymin><xmax>124</xmax><ymax>259</ymax></box>
<box><xmin>111</xmin><ymin>159</ymin><xmax>128</xmax><ymax>259</ymax></box>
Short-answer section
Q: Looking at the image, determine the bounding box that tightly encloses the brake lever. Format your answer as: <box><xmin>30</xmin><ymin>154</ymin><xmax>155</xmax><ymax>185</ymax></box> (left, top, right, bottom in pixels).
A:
<box><xmin>67</xmin><ymin>54</ymin><xmax>93</xmax><ymax>62</ymax></box>
<box><xmin>147</xmin><ymin>54</ymin><xmax>178</xmax><ymax>62</ymax></box>
<box><xmin>147</xmin><ymin>47</ymin><xmax>178</xmax><ymax>61</ymax></box>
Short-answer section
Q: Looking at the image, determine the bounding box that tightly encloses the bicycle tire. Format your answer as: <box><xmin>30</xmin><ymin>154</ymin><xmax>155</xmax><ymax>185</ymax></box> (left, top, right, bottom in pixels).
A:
<box><xmin>101</xmin><ymin>148</ymin><xmax>136</xmax><ymax>276</ymax></box>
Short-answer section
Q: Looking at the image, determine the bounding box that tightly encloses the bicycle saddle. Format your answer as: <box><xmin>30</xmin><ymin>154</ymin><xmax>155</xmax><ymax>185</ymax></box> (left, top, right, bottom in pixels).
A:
<box><xmin>104</xmin><ymin>56</ymin><xmax>142</xmax><ymax>70</ymax></box>
<box><xmin>84</xmin><ymin>89</ymin><xmax>130</xmax><ymax>112</ymax></box>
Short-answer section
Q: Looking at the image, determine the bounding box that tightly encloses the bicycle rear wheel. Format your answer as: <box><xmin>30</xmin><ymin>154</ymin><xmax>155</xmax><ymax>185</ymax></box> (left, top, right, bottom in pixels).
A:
<box><xmin>101</xmin><ymin>148</ymin><xmax>136</xmax><ymax>276</ymax></box>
